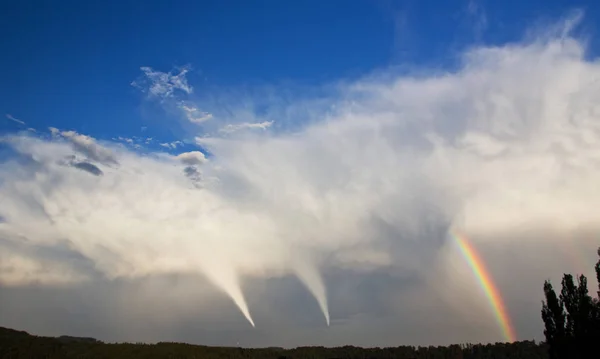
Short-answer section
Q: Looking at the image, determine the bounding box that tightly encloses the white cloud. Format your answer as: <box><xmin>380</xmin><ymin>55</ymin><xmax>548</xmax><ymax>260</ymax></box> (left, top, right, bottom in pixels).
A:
<box><xmin>176</xmin><ymin>151</ymin><xmax>207</xmax><ymax>166</ymax></box>
<box><xmin>2</xmin><ymin>16</ymin><xmax>600</xmax><ymax>345</ymax></box>
<box><xmin>5</xmin><ymin>114</ymin><xmax>25</xmax><ymax>125</ymax></box>
<box><xmin>132</xmin><ymin>65</ymin><xmax>193</xmax><ymax>99</ymax></box>
<box><xmin>117</xmin><ymin>136</ymin><xmax>134</xmax><ymax>144</ymax></box>
<box><xmin>467</xmin><ymin>0</ymin><xmax>488</xmax><ymax>40</ymax></box>
<box><xmin>59</xmin><ymin>130</ymin><xmax>119</xmax><ymax>166</ymax></box>
<box><xmin>218</xmin><ymin>121</ymin><xmax>274</xmax><ymax>134</ymax></box>
<box><xmin>180</xmin><ymin>103</ymin><xmax>213</xmax><ymax>124</ymax></box>
<box><xmin>132</xmin><ymin>67</ymin><xmax>213</xmax><ymax>127</ymax></box>
<box><xmin>159</xmin><ymin>141</ymin><xmax>183</xmax><ymax>149</ymax></box>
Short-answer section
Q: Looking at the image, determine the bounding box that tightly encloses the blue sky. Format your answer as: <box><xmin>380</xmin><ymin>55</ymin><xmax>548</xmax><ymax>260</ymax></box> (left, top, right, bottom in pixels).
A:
<box><xmin>2</xmin><ymin>0</ymin><xmax>595</xmax><ymax>146</ymax></box>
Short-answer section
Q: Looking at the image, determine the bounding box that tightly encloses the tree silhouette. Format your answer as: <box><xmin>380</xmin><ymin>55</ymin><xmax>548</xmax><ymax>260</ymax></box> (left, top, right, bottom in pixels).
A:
<box><xmin>596</xmin><ymin>248</ymin><xmax>600</xmax><ymax>299</ymax></box>
<box><xmin>541</xmin><ymin>280</ymin><xmax>566</xmax><ymax>359</ymax></box>
<box><xmin>541</xmin><ymin>247</ymin><xmax>600</xmax><ymax>359</ymax></box>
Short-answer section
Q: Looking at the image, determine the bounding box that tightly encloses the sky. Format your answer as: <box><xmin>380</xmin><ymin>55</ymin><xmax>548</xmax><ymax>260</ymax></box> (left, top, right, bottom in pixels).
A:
<box><xmin>1</xmin><ymin>0</ymin><xmax>600</xmax><ymax>348</ymax></box>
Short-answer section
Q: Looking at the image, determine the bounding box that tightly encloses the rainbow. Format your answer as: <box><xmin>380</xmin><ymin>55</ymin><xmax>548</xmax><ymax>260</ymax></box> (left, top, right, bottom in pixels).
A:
<box><xmin>451</xmin><ymin>230</ymin><xmax>517</xmax><ymax>343</ymax></box>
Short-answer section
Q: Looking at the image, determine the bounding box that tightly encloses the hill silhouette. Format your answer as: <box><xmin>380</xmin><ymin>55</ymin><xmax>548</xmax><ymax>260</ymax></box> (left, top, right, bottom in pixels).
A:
<box><xmin>0</xmin><ymin>325</ymin><xmax>547</xmax><ymax>359</ymax></box>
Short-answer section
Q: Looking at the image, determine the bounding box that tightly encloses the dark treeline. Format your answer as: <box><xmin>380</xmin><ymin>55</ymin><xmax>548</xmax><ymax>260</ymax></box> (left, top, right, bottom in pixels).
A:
<box><xmin>1</xmin><ymin>249</ymin><xmax>599</xmax><ymax>359</ymax></box>
<box><xmin>541</xmin><ymin>248</ymin><xmax>600</xmax><ymax>359</ymax></box>
<box><xmin>0</xmin><ymin>328</ymin><xmax>548</xmax><ymax>359</ymax></box>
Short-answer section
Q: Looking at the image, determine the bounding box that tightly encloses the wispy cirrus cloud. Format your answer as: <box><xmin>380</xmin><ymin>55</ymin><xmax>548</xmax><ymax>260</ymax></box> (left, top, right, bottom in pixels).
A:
<box><xmin>117</xmin><ymin>136</ymin><xmax>134</xmax><ymax>144</ymax></box>
<box><xmin>5</xmin><ymin>114</ymin><xmax>25</xmax><ymax>125</ymax></box>
<box><xmin>132</xmin><ymin>66</ymin><xmax>216</xmax><ymax>128</ymax></box>
<box><xmin>180</xmin><ymin>103</ymin><xmax>214</xmax><ymax>124</ymax></box>
<box><xmin>466</xmin><ymin>0</ymin><xmax>488</xmax><ymax>40</ymax></box>
<box><xmin>132</xmin><ymin>65</ymin><xmax>193</xmax><ymax>99</ymax></box>
<box><xmin>218</xmin><ymin>120</ymin><xmax>274</xmax><ymax>134</ymax></box>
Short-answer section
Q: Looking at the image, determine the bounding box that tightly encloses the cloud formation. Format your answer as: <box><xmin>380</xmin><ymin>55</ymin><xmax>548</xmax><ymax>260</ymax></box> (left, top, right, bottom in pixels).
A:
<box><xmin>159</xmin><ymin>140</ymin><xmax>184</xmax><ymax>149</ymax></box>
<box><xmin>132</xmin><ymin>66</ymin><xmax>193</xmax><ymax>99</ymax></box>
<box><xmin>5</xmin><ymin>114</ymin><xmax>25</xmax><ymax>125</ymax></box>
<box><xmin>1</xmin><ymin>15</ymin><xmax>600</xmax><ymax>346</ymax></box>
<box><xmin>54</xmin><ymin>129</ymin><xmax>120</xmax><ymax>166</ymax></box>
<box><xmin>218</xmin><ymin>120</ymin><xmax>274</xmax><ymax>134</ymax></box>
<box><xmin>180</xmin><ymin>104</ymin><xmax>214</xmax><ymax>124</ymax></box>
<box><xmin>176</xmin><ymin>151</ymin><xmax>207</xmax><ymax>166</ymax></box>
<box><xmin>466</xmin><ymin>0</ymin><xmax>488</xmax><ymax>40</ymax></box>
<box><xmin>131</xmin><ymin>66</ymin><xmax>216</xmax><ymax>127</ymax></box>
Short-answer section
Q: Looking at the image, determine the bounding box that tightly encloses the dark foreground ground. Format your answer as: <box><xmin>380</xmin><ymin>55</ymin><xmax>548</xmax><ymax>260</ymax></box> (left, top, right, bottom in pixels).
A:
<box><xmin>0</xmin><ymin>326</ymin><xmax>548</xmax><ymax>359</ymax></box>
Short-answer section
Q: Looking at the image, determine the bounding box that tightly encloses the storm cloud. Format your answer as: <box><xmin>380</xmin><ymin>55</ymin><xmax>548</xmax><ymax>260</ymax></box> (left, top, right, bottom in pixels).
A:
<box><xmin>1</xmin><ymin>15</ymin><xmax>599</xmax><ymax>347</ymax></box>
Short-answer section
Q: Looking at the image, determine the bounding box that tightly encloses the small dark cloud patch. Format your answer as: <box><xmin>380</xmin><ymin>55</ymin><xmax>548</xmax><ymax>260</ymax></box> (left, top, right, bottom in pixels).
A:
<box><xmin>183</xmin><ymin>166</ymin><xmax>201</xmax><ymax>185</ymax></box>
<box><xmin>57</xmin><ymin>155</ymin><xmax>104</xmax><ymax>176</ymax></box>
<box><xmin>72</xmin><ymin>161</ymin><xmax>103</xmax><ymax>176</ymax></box>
